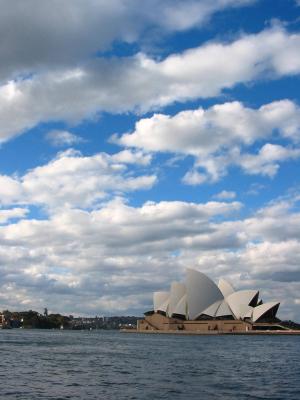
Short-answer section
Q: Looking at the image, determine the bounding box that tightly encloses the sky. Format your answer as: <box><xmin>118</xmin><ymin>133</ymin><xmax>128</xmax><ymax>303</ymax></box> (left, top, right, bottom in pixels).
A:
<box><xmin>0</xmin><ymin>0</ymin><xmax>300</xmax><ymax>319</ymax></box>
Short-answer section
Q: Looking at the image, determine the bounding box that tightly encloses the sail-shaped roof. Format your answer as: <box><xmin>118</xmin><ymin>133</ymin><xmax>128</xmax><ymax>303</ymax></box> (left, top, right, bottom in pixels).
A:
<box><xmin>226</xmin><ymin>290</ymin><xmax>259</xmax><ymax>319</ymax></box>
<box><xmin>153</xmin><ymin>291</ymin><xmax>169</xmax><ymax>312</ymax></box>
<box><xmin>151</xmin><ymin>269</ymin><xmax>280</xmax><ymax>323</ymax></box>
<box><xmin>186</xmin><ymin>269</ymin><xmax>224</xmax><ymax>320</ymax></box>
<box><xmin>168</xmin><ymin>282</ymin><xmax>186</xmax><ymax>317</ymax></box>
<box><xmin>215</xmin><ymin>300</ymin><xmax>234</xmax><ymax>318</ymax></box>
<box><xmin>173</xmin><ymin>294</ymin><xmax>187</xmax><ymax>318</ymax></box>
<box><xmin>252</xmin><ymin>302</ymin><xmax>280</xmax><ymax>323</ymax></box>
<box><xmin>199</xmin><ymin>300</ymin><xmax>223</xmax><ymax>318</ymax></box>
<box><xmin>218</xmin><ymin>278</ymin><xmax>235</xmax><ymax>298</ymax></box>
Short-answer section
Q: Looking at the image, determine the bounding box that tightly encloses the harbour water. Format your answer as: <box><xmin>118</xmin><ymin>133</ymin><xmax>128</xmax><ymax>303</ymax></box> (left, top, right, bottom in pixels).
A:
<box><xmin>0</xmin><ymin>329</ymin><xmax>299</xmax><ymax>399</ymax></box>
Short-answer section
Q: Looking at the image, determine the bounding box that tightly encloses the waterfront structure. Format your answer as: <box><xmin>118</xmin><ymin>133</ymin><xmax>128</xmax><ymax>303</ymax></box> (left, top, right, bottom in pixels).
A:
<box><xmin>138</xmin><ymin>269</ymin><xmax>284</xmax><ymax>333</ymax></box>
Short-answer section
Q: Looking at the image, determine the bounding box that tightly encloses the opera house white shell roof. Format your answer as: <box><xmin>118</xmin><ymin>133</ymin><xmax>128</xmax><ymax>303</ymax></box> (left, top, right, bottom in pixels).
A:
<box><xmin>153</xmin><ymin>291</ymin><xmax>169</xmax><ymax>313</ymax></box>
<box><xmin>152</xmin><ymin>269</ymin><xmax>280</xmax><ymax>323</ymax></box>
<box><xmin>168</xmin><ymin>282</ymin><xmax>186</xmax><ymax>317</ymax></box>
<box><xmin>186</xmin><ymin>269</ymin><xmax>224</xmax><ymax>320</ymax></box>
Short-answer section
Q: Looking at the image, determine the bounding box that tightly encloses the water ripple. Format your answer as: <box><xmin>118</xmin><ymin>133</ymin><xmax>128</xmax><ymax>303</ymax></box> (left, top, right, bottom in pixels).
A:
<box><xmin>0</xmin><ymin>330</ymin><xmax>299</xmax><ymax>399</ymax></box>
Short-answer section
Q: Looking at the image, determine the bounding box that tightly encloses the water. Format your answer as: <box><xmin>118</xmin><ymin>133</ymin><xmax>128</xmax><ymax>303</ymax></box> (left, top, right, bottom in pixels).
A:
<box><xmin>0</xmin><ymin>330</ymin><xmax>299</xmax><ymax>399</ymax></box>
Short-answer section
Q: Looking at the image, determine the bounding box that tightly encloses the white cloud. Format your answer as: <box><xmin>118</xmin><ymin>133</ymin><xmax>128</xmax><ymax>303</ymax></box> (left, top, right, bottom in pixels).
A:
<box><xmin>46</xmin><ymin>130</ymin><xmax>84</xmax><ymax>147</ymax></box>
<box><xmin>143</xmin><ymin>0</ymin><xmax>255</xmax><ymax>32</ymax></box>
<box><xmin>245</xmin><ymin>183</ymin><xmax>266</xmax><ymax>196</ymax></box>
<box><xmin>190</xmin><ymin>143</ymin><xmax>300</xmax><ymax>183</ymax></box>
<box><xmin>0</xmin><ymin>207</ymin><xmax>28</xmax><ymax>224</ymax></box>
<box><xmin>1</xmin><ymin>27</ymin><xmax>300</xmax><ymax>142</ymax></box>
<box><xmin>116</xmin><ymin>99</ymin><xmax>300</xmax><ymax>183</ymax></box>
<box><xmin>116</xmin><ymin>100</ymin><xmax>300</xmax><ymax>155</ymax></box>
<box><xmin>0</xmin><ymin>175</ymin><xmax>24</xmax><ymax>204</ymax></box>
<box><xmin>238</xmin><ymin>144</ymin><xmax>300</xmax><ymax>177</ymax></box>
<box><xmin>0</xmin><ymin>150</ymin><xmax>157</xmax><ymax>209</ymax></box>
<box><xmin>0</xmin><ymin>197</ymin><xmax>242</xmax><ymax>314</ymax></box>
<box><xmin>0</xmin><ymin>0</ymin><xmax>255</xmax><ymax>83</ymax></box>
<box><xmin>0</xmin><ymin>195</ymin><xmax>300</xmax><ymax>319</ymax></box>
<box><xmin>214</xmin><ymin>191</ymin><xmax>236</xmax><ymax>200</ymax></box>
<box><xmin>182</xmin><ymin>169</ymin><xmax>208</xmax><ymax>185</ymax></box>
<box><xmin>111</xmin><ymin>149</ymin><xmax>152</xmax><ymax>165</ymax></box>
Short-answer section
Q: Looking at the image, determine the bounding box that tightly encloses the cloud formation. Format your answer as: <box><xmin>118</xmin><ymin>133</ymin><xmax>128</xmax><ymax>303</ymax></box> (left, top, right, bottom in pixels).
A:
<box><xmin>117</xmin><ymin>100</ymin><xmax>300</xmax><ymax>154</ymax></box>
<box><xmin>1</xmin><ymin>27</ymin><xmax>300</xmax><ymax>142</ymax></box>
<box><xmin>214</xmin><ymin>191</ymin><xmax>236</xmax><ymax>200</ymax></box>
<box><xmin>0</xmin><ymin>196</ymin><xmax>300</xmax><ymax>319</ymax></box>
<box><xmin>0</xmin><ymin>0</ymin><xmax>255</xmax><ymax>82</ymax></box>
<box><xmin>115</xmin><ymin>99</ymin><xmax>300</xmax><ymax>182</ymax></box>
<box><xmin>0</xmin><ymin>208</ymin><xmax>28</xmax><ymax>224</ymax></box>
<box><xmin>0</xmin><ymin>149</ymin><xmax>156</xmax><ymax>209</ymax></box>
<box><xmin>0</xmin><ymin>198</ymin><xmax>242</xmax><ymax>314</ymax></box>
<box><xmin>45</xmin><ymin>130</ymin><xmax>85</xmax><ymax>147</ymax></box>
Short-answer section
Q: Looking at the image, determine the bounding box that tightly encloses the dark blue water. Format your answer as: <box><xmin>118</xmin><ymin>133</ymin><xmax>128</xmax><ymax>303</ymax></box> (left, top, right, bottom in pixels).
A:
<box><xmin>0</xmin><ymin>330</ymin><xmax>299</xmax><ymax>399</ymax></box>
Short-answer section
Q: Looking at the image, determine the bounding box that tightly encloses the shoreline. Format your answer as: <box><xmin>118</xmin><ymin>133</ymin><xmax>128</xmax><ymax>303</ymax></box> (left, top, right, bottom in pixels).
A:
<box><xmin>121</xmin><ymin>329</ymin><xmax>300</xmax><ymax>336</ymax></box>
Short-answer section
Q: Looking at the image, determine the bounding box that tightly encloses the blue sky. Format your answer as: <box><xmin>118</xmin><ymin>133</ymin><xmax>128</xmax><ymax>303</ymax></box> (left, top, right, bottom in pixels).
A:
<box><xmin>0</xmin><ymin>0</ymin><xmax>300</xmax><ymax>319</ymax></box>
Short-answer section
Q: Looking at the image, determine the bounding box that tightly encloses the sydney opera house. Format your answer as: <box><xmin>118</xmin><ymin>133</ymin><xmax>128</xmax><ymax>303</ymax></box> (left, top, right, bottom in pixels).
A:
<box><xmin>137</xmin><ymin>269</ymin><xmax>285</xmax><ymax>333</ymax></box>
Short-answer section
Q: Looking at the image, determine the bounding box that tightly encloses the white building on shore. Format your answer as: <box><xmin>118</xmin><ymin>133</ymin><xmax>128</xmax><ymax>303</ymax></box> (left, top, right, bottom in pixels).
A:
<box><xmin>138</xmin><ymin>269</ymin><xmax>282</xmax><ymax>333</ymax></box>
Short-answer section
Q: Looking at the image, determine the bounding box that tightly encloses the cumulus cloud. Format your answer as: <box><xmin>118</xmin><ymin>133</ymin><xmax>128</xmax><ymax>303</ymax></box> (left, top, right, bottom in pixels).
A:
<box><xmin>115</xmin><ymin>99</ymin><xmax>300</xmax><ymax>182</ymax></box>
<box><xmin>238</xmin><ymin>144</ymin><xmax>300</xmax><ymax>177</ymax></box>
<box><xmin>0</xmin><ymin>0</ymin><xmax>255</xmax><ymax>82</ymax></box>
<box><xmin>111</xmin><ymin>149</ymin><xmax>152</xmax><ymax>165</ymax></box>
<box><xmin>0</xmin><ymin>150</ymin><xmax>157</xmax><ymax>209</ymax></box>
<box><xmin>116</xmin><ymin>100</ymin><xmax>300</xmax><ymax>155</ymax></box>
<box><xmin>214</xmin><ymin>191</ymin><xmax>236</xmax><ymax>200</ymax></box>
<box><xmin>45</xmin><ymin>130</ymin><xmax>85</xmax><ymax>147</ymax></box>
<box><xmin>0</xmin><ymin>175</ymin><xmax>25</xmax><ymax>205</ymax></box>
<box><xmin>182</xmin><ymin>169</ymin><xmax>208</xmax><ymax>185</ymax></box>
<box><xmin>0</xmin><ymin>195</ymin><xmax>300</xmax><ymax>319</ymax></box>
<box><xmin>189</xmin><ymin>143</ymin><xmax>300</xmax><ymax>183</ymax></box>
<box><xmin>1</xmin><ymin>27</ymin><xmax>300</xmax><ymax>142</ymax></box>
<box><xmin>0</xmin><ymin>198</ymin><xmax>242</xmax><ymax>314</ymax></box>
<box><xmin>0</xmin><ymin>208</ymin><xmax>28</xmax><ymax>224</ymax></box>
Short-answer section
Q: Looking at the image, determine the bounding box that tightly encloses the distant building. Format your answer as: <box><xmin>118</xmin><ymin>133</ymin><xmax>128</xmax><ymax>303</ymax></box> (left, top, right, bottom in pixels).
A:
<box><xmin>137</xmin><ymin>269</ymin><xmax>285</xmax><ymax>333</ymax></box>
